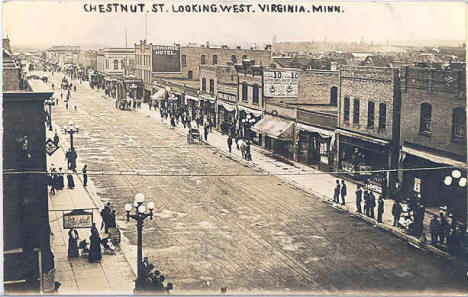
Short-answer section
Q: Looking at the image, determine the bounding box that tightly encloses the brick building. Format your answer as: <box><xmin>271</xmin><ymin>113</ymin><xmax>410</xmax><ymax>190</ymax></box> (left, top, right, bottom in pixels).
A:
<box><xmin>46</xmin><ymin>45</ymin><xmax>80</xmax><ymax>67</ymax></box>
<box><xmin>336</xmin><ymin>66</ymin><xmax>401</xmax><ymax>196</ymax></box>
<box><xmin>134</xmin><ymin>40</ymin><xmax>154</xmax><ymax>100</ymax></box>
<box><xmin>3</xmin><ymin>49</ymin><xmax>55</xmax><ymax>292</ymax></box>
<box><xmin>399</xmin><ymin>67</ymin><xmax>466</xmax><ymax>217</ymax></box>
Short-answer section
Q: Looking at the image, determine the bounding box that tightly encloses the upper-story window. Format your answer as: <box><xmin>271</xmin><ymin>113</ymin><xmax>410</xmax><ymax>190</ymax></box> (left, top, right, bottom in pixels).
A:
<box><xmin>452</xmin><ymin>107</ymin><xmax>466</xmax><ymax>140</ymax></box>
<box><xmin>379</xmin><ymin>103</ymin><xmax>387</xmax><ymax>130</ymax></box>
<box><xmin>113</xmin><ymin>60</ymin><xmax>119</xmax><ymax>70</ymax></box>
<box><xmin>188</xmin><ymin>70</ymin><xmax>193</xmax><ymax>80</ymax></box>
<box><xmin>202</xmin><ymin>78</ymin><xmax>206</xmax><ymax>92</ymax></box>
<box><xmin>231</xmin><ymin>55</ymin><xmax>237</xmax><ymax>63</ymax></box>
<box><xmin>353</xmin><ymin>99</ymin><xmax>360</xmax><ymax>124</ymax></box>
<box><xmin>419</xmin><ymin>103</ymin><xmax>432</xmax><ymax>134</ymax></box>
<box><xmin>181</xmin><ymin>55</ymin><xmax>187</xmax><ymax>67</ymax></box>
<box><xmin>367</xmin><ymin>101</ymin><xmax>375</xmax><ymax>128</ymax></box>
<box><xmin>343</xmin><ymin>97</ymin><xmax>350</xmax><ymax>122</ymax></box>
<box><xmin>201</xmin><ymin>55</ymin><xmax>206</xmax><ymax>65</ymax></box>
<box><xmin>212</xmin><ymin>55</ymin><xmax>218</xmax><ymax>65</ymax></box>
<box><xmin>242</xmin><ymin>82</ymin><xmax>248</xmax><ymax>102</ymax></box>
<box><xmin>209</xmin><ymin>79</ymin><xmax>214</xmax><ymax>95</ymax></box>
<box><xmin>253</xmin><ymin>85</ymin><xmax>259</xmax><ymax>105</ymax></box>
<box><xmin>106</xmin><ymin>59</ymin><xmax>109</xmax><ymax>69</ymax></box>
<box><xmin>330</xmin><ymin>87</ymin><xmax>338</xmax><ymax>106</ymax></box>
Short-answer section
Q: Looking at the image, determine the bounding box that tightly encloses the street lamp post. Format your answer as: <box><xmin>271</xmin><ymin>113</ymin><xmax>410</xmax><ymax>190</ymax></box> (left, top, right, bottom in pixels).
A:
<box><xmin>63</xmin><ymin>120</ymin><xmax>79</xmax><ymax>151</ymax></box>
<box><xmin>125</xmin><ymin>193</ymin><xmax>155</xmax><ymax>290</ymax></box>
<box><xmin>44</xmin><ymin>98</ymin><xmax>55</xmax><ymax>131</ymax></box>
<box><xmin>241</xmin><ymin>114</ymin><xmax>256</xmax><ymax>146</ymax></box>
<box><xmin>443</xmin><ymin>169</ymin><xmax>467</xmax><ymax>222</ymax></box>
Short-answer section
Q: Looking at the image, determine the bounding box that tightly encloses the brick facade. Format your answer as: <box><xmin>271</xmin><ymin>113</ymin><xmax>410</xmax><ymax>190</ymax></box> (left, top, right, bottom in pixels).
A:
<box><xmin>134</xmin><ymin>40</ymin><xmax>153</xmax><ymax>96</ymax></box>
<box><xmin>237</xmin><ymin>64</ymin><xmax>263</xmax><ymax>111</ymax></box>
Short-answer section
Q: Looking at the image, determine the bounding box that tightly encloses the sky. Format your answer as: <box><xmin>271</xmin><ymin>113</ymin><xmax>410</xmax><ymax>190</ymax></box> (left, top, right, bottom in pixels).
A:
<box><xmin>2</xmin><ymin>0</ymin><xmax>466</xmax><ymax>48</ymax></box>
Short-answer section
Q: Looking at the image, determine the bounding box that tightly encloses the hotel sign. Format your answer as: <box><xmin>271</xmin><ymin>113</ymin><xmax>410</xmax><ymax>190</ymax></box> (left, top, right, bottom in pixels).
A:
<box><xmin>263</xmin><ymin>71</ymin><xmax>299</xmax><ymax>97</ymax></box>
<box><xmin>152</xmin><ymin>45</ymin><xmax>181</xmax><ymax>73</ymax></box>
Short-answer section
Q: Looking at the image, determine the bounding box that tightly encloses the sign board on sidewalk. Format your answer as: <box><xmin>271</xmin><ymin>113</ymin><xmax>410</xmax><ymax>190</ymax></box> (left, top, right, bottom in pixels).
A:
<box><xmin>45</xmin><ymin>138</ymin><xmax>59</xmax><ymax>156</ymax></box>
<box><xmin>263</xmin><ymin>71</ymin><xmax>299</xmax><ymax>97</ymax></box>
<box><xmin>152</xmin><ymin>45</ymin><xmax>181</xmax><ymax>73</ymax></box>
<box><xmin>63</xmin><ymin>209</ymin><xmax>93</xmax><ymax>229</ymax></box>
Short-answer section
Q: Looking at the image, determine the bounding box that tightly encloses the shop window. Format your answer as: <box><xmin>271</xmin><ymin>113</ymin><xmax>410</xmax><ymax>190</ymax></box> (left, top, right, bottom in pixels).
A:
<box><xmin>379</xmin><ymin>103</ymin><xmax>387</xmax><ymax>130</ymax></box>
<box><xmin>213</xmin><ymin>55</ymin><xmax>218</xmax><ymax>65</ymax></box>
<box><xmin>452</xmin><ymin>107</ymin><xmax>466</xmax><ymax>140</ymax></box>
<box><xmin>188</xmin><ymin>70</ymin><xmax>193</xmax><ymax>80</ymax></box>
<box><xmin>209</xmin><ymin>79</ymin><xmax>214</xmax><ymax>95</ymax></box>
<box><xmin>113</xmin><ymin>60</ymin><xmax>119</xmax><ymax>70</ymax></box>
<box><xmin>201</xmin><ymin>55</ymin><xmax>206</xmax><ymax>65</ymax></box>
<box><xmin>242</xmin><ymin>83</ymin><xmax>248</xmax><ymax>102</ymax></box>
<box><xmin>242</xmin><ymin>55</ymin><xmax>248</xmax><ymax>60</ymax></box>
<box><xmin>367</xmin><ymin>101</ymin><xmax>375</xmax><ymax>128</ymax></box>
<box><xmin>253</xmin><ymin>85</ymin><xmax>259</xmax><ymax>105</ymax></box>
<box><xmin>343</xmin><ymin>97</ymin><xmax>350</xmax><ymax>122</ymax></box>
<box><xmin>330</xmin><ymin>87</ymin><xmax>338</xmax><ymax>106</ymax></box>
<box><xmin>419</xmin><ymin>103</ymin><xmax>432</xmax><ymax>134</ymax></box>
<box><xmin>182</xmin><ymin>55</ymin><xmax>187</xmax><ymax>67</ymax></box>
<box><xmin>353</xmin><ymin>99</ymin><xmax>360</xmax><ymax>124</ymax></box>
<box><xmin>202</xmin><ymin>78</ymin><xmax>206</xmax><ymax>92</ymax></box>
<box><xmin>231</xmin><ymin>55</ymin><xmax>237</xmax><ymax>63</ymax></box>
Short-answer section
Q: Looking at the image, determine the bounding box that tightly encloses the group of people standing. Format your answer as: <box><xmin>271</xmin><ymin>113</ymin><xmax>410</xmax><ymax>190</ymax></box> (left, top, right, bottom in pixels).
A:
<box><xmin>48</xmin><ymin>164</ymin><xmax>75</xmax><ymax>195</ymax></box>
<box><xmin>100</xmin><ymin>202</ymin><xmax>117</xmax><ymax>234</ymax></box>
<box><xmin>226</xmin><ymin>132</ymin><xmax>251</xmax><ymax>161</ymax></box>
<box><xmin>67</xmin><ymin>223</ymin><xmax>102</xmax><ymax>263</ymax></box>
<box><xmin>429</xmin><ymin>213</ymin><xmax>465</xmax><ymax>258</ymax></box>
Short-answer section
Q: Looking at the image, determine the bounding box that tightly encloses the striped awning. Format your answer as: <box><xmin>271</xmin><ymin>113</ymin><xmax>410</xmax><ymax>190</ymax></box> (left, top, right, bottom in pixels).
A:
<box><xmin>252</xmin><ymin>115</ymin><xmax>294</xmax><ymax>140</ymax></box>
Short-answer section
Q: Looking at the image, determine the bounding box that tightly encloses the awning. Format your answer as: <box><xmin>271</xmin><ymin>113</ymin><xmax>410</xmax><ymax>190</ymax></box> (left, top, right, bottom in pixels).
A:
<box><xmin>200</xmin><ymin>95</ymin><xmax>216</xmax><ymax>103</ymax></box>
<box><xmin>218</xmin><ymin>101</ymin><xmax>236</xmax><ymax>112</ymax></box>
<box><xmin>186</xmin><ymin>95</ymin><xmax>199</xmax><ymax>102</ymax></box>
<box><xmin>297</xmin><ymin>123</ymin><xmax>334</xmax><ymax>138</ymax></box>
<box><xmin>238</xmin><ymin>105</ymin><xmax>263</xmax><ymax>117</ymax></box>
<box><xmin>151</xmin><ymin>89</ymin><xmax>165</xmax><ymax>101</ymax></box>
<box><xmin>251</xmin><ymin>115</ymin><xmax>295</xmax><ymax>140</ymax></box>
<box><xmin>402</xmin><ymin>146</ymin><xmax>467</xmax><ymax>168</ymax></box>
<box><xmin>336</xmin><ymin>128</ymin><xmax>389</xmax><ymax>146</ymax></box>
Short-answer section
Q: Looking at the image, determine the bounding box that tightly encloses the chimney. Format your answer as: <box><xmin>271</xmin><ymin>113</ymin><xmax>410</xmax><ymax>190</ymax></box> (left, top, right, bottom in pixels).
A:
<box><xmin>236</xmin><ymin>46</ymin><xmax>241</xmax><ymax>50</ymax></box>
<box><xmin>264</xmin><ymin>44</ymin><xmax>272</xmax><ymax>51</ymax></box>
<box><xmin>206</xmin><ymin>41</ymin><xmax>210</xmax><ymax>48</ymax></box>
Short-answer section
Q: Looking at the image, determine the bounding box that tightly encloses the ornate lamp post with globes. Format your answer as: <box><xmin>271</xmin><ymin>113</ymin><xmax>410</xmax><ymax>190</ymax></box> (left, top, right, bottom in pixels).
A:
<box><xmin>124</xmin><ymin>193</ymin><xmax>155</xmax><ymax>290</ymax></box>
<box><xmin>241</xmin><ymin>114</ymin><xmax>256</xmax><ymax>146</ymax></box>
<box><xmin>443</xmin><ymin>169</ymin><xmax>467</xmax><ymax>223</ymax></box>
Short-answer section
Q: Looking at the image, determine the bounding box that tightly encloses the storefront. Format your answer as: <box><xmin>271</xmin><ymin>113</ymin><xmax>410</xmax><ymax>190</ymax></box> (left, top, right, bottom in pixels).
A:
<box><xmin>238</xmin><ymin>106</ymin><xmax>262</xmax><ymax>145</ymax></box>
<box><xmin>337</xmin><ymin>129</ymin><xmax>390</xmax><ymax>195</ymax></box>
<box><xmin>252</xmin><ymin>115</ymin><xmax>295</xmax><ymax>159</ymax></box>
<box><xmin>217</xmin><ymin>101</ymin><xmax>237</xmax><ymax>135</ymax></box>
<box><xmin>296</xmin><ymin>124</ymin><xmax>335</xmax><ymax>171</ymax></box>
<box><xmin>200</xmin><ymin>95</ymin><xmax>217</xmax><ymax>124</ymax></box>
<box><xmin>151</xmin><ymin>87</ymin><xmax>166</xmax><ymax>108</ymax></box>
<box><xmin>186</xmin><ymin>95</ymin><xmax>200</xmax><ymax>120</ymax></box>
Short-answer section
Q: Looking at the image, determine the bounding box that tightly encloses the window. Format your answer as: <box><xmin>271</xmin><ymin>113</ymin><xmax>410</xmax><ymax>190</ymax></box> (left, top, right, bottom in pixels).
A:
<box><xmin>242</xmin><ymin>83</ymin><xmax>248</xmax><ymax>102</ymax></box>
<box><xmin>367</xmin><ymin>101</ymin><xmax>375</xmax><ymax>128</ymax></box>
<box><xmin>330</xmin><ymin>87</ymin><xmax>338</xmax><ymax>106</ymax></box>
<box><xmin>106</xmin><ymin>59</ymin><xmax>109</xmax><ymax>69</ymax></box>
<box><xmin>212</xmin><ymin>55</ymin><xmax>218</xmax><ymax>65</ymax></box>
<box><xmin>353</xmin><ymin>99</ymin><xmax>360</xmax><ymax>124</ymax></box>
<box><xmin>242</xmin><ymin>55</ymin><xmax>247</xmax><ymax>60</ymax></box>
<box><xmin>120</xmin><ymin>59</ymin><xmax>125</xmax><ymax>69</ymax></box>
<box><xmin>379</xmin><ymin>103</ymin><xmax>387</xmax><ymax>130</ymax></box>
<box><xmin>419</xmin><ymin>103</ymin><xmax>432</xmax><ymax>133</ymax></box>
<box><xmin>209</xmin><ymin>79</ymin><xmax>214</xmax><ymax>95</ymax></box>
<box><xmin>202</xmin><ymin>78</ymin><xmax>206</xmax><ymax>92</ymax></box>
<box><xmin>253</xmin><ymin>85</ymin><xmax>259</xmax><ymax>104</ymax></box>
<box><xmin>452</xmin><ymin>107</ymin><xmax>466</xmax><ymax>140</ymax></box>
<box><xmin>201</xmin><ymin>55</ymin><xmax>206</xmax><ymax>65</ymax></box>
<box><xmin>343</xmin><ymin>97</ymin><xmax>350</xmax><ymax>122</ymax></box>
<box><xmin>188</xmin><ymin>70</ymin><xmax>193</xmax><ymax>80</ymax></box>
<box><xmin>231</xmin><ymin>55</ymin><xmax>237</xmax><ymax>63</ymax></box>
<box><xmin>113</xmin><ymin>60</ymin><xmax>119</xmax><ymax>70</ymax></box>
<box><xmin>182</xmin><ymin>55</ymin><xmax>187</xmax><ymax>67</ymax></box>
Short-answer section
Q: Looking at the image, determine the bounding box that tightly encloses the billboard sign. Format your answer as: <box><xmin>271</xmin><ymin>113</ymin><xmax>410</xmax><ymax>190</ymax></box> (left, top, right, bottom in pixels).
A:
<box><xmin>152</xmin><ymin>45</ymin><xmax>181</xmax><ymax>73</ymax></box>
<box><xmin>263</xmin><ymin>70</ymin><xmax>299</xmax><ymax>97</ymax></box>
<box><xmin>63</xmin><ymin>209</ymin><xmax>93</xmax><ymax>229</ymax></box>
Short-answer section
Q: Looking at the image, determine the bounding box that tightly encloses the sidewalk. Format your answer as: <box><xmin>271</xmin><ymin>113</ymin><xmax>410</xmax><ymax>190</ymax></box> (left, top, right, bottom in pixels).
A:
<box><xmin>133</xmin><ymin>104</ymin><xmax>461</xmax><ymax>263</ymax></box>
<box><xmin>47</xmin><ymin>126</ymin><xmax>135</xmax><ymax>294</ymax></box>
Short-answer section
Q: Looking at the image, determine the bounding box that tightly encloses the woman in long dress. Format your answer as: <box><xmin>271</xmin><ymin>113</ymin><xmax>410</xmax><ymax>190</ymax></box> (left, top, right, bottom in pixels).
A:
<box><xmin>68</xmin><ymin>229</ymin><xmax>79</xmax><ymax>258</ymax></box>
<box><xmin>67</xmin><ymin>172</ymin><xmax>75</xmax><ymax>189</ymax></box>
<box><xmin>88</xmin><ymin>228</ymin><xmax>102</xmax><ymax>263</ymax></box>
<box><xmin>57</xmin><ymin>168</ymin><xmax>65</xmax><ymax>190</ymax></box>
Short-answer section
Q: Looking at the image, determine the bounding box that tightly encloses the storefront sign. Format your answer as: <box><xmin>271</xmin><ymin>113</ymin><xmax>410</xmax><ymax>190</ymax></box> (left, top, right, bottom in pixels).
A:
<box><xmin>263</xmin><ymin>71</ymin><xmax>299</xmax><ymax>97</ymax></box>
<box><xmin>367</xmin><ymin>182</ymin><xmax>382</xmax><ymax>194</ymax></box>
<box><xmin>413</xmin><ymin>177</ymin><xmax>421</xmax><ymax>193</ymax></box>
<box><xmin>218</xmin><ymin>91</ymin><xmax>236</xmax><ymax>102</ymax></box>
<box><xmin>63</xmin><ymin>209</ymin><xmax>93</xmax><ymax>229</ymax></box>
<box><xmin>152</xmin><ymin>45</ymin><xmax>181</xmax><ymax>73</ymax></box>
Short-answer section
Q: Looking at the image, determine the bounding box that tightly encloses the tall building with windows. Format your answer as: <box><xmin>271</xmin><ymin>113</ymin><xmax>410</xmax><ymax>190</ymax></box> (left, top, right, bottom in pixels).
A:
<box><xmin>399</xmin><ymin>67</ymin><xmax>466</xmax><ymax>218</ymax></box>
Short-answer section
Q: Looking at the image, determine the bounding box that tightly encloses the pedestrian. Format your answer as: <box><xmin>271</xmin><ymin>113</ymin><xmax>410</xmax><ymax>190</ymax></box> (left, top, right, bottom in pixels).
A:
<box><xmin>67</xmin><ymin>171</ymin><xmax>75</xmax><ymax>189</ymax></box>
<box><xmin>204</xmin><ymin>125</ymin><xmax>209</xmax><ymax>141</ymax></box>
<box><xmin>392</xmin><ymin>201</ymin><xmax>402</xmax><ymax>227</ymax></box>
<box><xmin>333</xmin><ymin>180</ymin><xmax>340</xmax><ymax>203</ymax></box>
<box><xmin>429</xmin><ymin>215</ymin><xmax>440</xmax><ymax>246</ymax></box>
<box><xmin>66</xmin><ymin>102</ymin><xmax>69</xmax><ymax>110</ymax></box>
<box><xmin>355</xmin><ymin>185</ymin><xmax>362</xmax><ymax>213</ymax></box>
<box><xmin>439</xmin><ymin>212</ymin><xmax>449</xmax><ymax>245</ymax></box>
<box><xmin>235</xmin><ymin>134</ymin><xmax>241</xmax><ymax>150</ymax></box>
<box><xmin>340</xmin><ymin>180</ymin><xmax>347</xmax><ymax>205</ymax></box>
<box><xmin>73</xmin><ymin>86</ymin><xmax>76</xmax><ymax>92</ymax></box>
<box><xmin>108</xmin><ymin>210</ymin><xmax>117</xmax><ymax>229</ymax></box>
<box><xmin>149</xmin><ymin>102</ymin><xmax>152</xmax><ymax>110</ymax></box>
<box><xmin>88</xmin><ymin>225</ymin><xmax>102</xmax><ymax>263</ymax></box>
<box><xmin>53</xmin><ymin>132</ymin><xmax>60</xmax><ymax>146</ymax></box>
<box><xmin>52</xmin><ymin>83</ymin><xmax>55</xmax><ymax>90</ymax></box>
<box><xmin>363</xmin><ymin>190</ymin><xmax>370</xmax><ymax>216</ymax></box>
<box><xmin>68</xmin><ymin>228</ymin><xmax>79</xmax><ymax>258</ymax></box>
<box><xmin>246</xmin><ymin>144</ymin><xmax>251</xmax><ymax>161</ymax></box>
<box><xmin>377</xmin><ymin>195</ymin><xmax>384</xmax><ymax>223</ymax></box>
<box><xmin>56</xmin><ymin>168</ymin><xmax>64</xmax><ymax>190</ymax></box>
<box><xmin>61</xmin><ymin>93</ymin><xmax>63</xmax><ymax>99</ymax></box>
<box><xmin>170</xmin><ymin>116</ymin><xmax>176</xmax><ymax>127</ymax></box>
<box><xmin>227</xmin><ymin>135</ymin><xmax>233</xmax><ymax>153</ymax></box>
<box><xmin>369</xmin><ymin>191</ymin><xmax>376</xmax><ymax>218</ymax></box>
<box><xmin>100</xmin><ymin>202</ymin><xmax>111</xmax><ymax>234</ymax></box>
<box><xmin>83</xmin><ymin>164</ymin><xmax>88</xmax><ymax>187</ymax></box>
<box><xmin>74</xmin><ymin>105</ymin><xmax>77</xmax><ymax>112</ymax></box>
